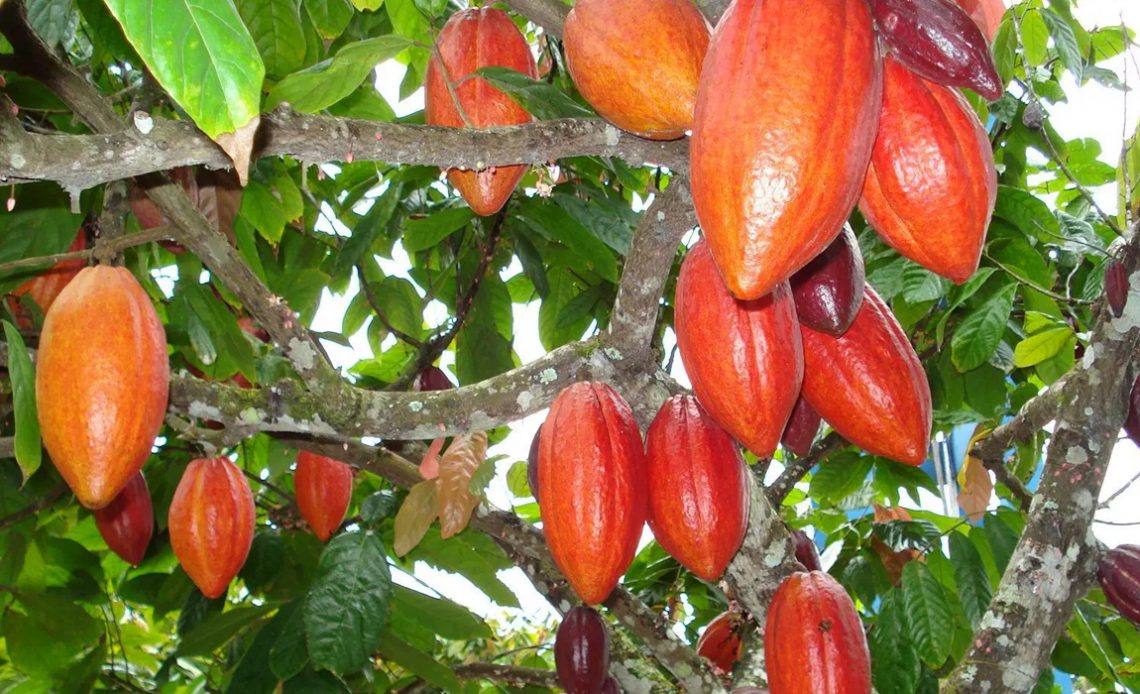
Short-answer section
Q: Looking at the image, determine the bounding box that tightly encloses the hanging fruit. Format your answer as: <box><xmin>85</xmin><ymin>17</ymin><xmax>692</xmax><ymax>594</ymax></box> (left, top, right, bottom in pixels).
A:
<box><xmin>424</xmin><ymin>8</ymin><xmax>537</xmax><ymax>216</ymax></box>
<box><xmin>1125</xmin><ymin>376</ymin><xmax>1140</xmax><ymax>448</ymax></box>
<box><xmin>526</xmin><ymin>425</ymin><xmax>542</xmax><ymax>502</ymax></box>
<box><xmin>6</xmin><ymin>226</ymin><xmax>86</xmax><ymax>328</ymax></box>
<box><xmin>294</xmin><ymin>451</ymin><xmax>354</xmax><ymax>542</ymax></box>
<box><xmin>93</xmin><ymin>471</ymin><xmax>154</xmax><ymax>567</ymax></box>
<box><xmin>953</xmin><ymin>0</ymin><xmax>1004</xmax><ymax>39</ymax></box>
<box><xmin>790</xmin><ymin>226</ymin><xmax>866</xmax><ymax>337</ymax></box>
<box><xmin>791</xmin><ymin>529</ymin><xmax>823</xmax><ymax>572</ymax></box>
<box><xmin>555</xmin><ymin>606</ymin><xmax>611</xmax><ymax>693</ymax></box>
<box><xmin>36</xmin><ymin>265</ymin><xmax>170</xmax><ymax>509</ymax></box>
<box><xmin>645</xmin><ymin>395</ymin><xmax>749</xmax><ymax>581</ymax></box>
<box><xmin>563</xmin><ymin>0</ymin><xmax>710</xmax><ymax>139</ymax></box>
<box><xmin>696</xmin><ymin>610</ymin><xmax>743</xmax><ymax>675</ymax></box>
<box><xmin>780</xmin><ymin>397</ymin><xmax>823</xmax><ymax>457</ymax></box>
<box><xmin>168</xmin><ymin>457</ymin><xmax>256</xmax><ymax>599</ymax></box>
<box><xmin>539</xmin><ymin>382</ymin><xmax>647</xmax><ymax>604</ymax></box>
<box><xmin>1098</xmin><ymin>545</ymin><xmax>1140</xmax><ymax>626</ymax></box>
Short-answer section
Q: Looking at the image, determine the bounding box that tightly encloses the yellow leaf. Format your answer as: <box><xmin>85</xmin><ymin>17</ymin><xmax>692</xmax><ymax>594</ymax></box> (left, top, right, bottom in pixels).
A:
<box><xmin>958</xmin><ymin>424</ymin><xmax>994</xmax><ymax>523</ymax></box>
<box><xmin>394</xmin><ymin>480</ymin><xmax>437</xmax><ymax>557</ymax></box>
<box><xmin>437</xmin><ymin>432</ymin><xmax>488</xmax><ymax>539</ymax></box>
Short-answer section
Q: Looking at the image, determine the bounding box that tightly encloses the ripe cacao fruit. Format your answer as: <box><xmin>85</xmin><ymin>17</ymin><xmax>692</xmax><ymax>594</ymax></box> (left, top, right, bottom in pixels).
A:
<box><xmin>425</xmin><ymin>8</ymin><xmax>537</xmax><ymax>216</ymax></box>
<box><xmin>697</xmin><ymin>610</ymin><xmax>743</xmax><ymax>675</ymax></box>
<box><xmin>527</xmin><ymin>425</ymin><xmax>541</xmax><ymax>502</ymax></box>
<box><xmin>168</xmin><ymin>457</ymin><xmax>256</xmax><ymax>599</ymax></box>
<box><xmin>414</xmin><ymin>365</ymin><xmax>454</xmax><ymax>391</ymax></box>
<box><xmin>781</xmin><ymin>396</ymin><xmax>822</xmax><ymax>457</ymax></box>
<box><xmin>6</xmin><ymin>227</ymin><xmax>86</xmax><ymax>328</ymax></box>
<box><xmin>954</xmin><ymin>0</ymin><xmax>1004</xmax><ymax>39</ymax></box>
<box><xmin>563</xmin><ymin>0</ymin><xmax>709</xmax><ymax>139</ymax></box>
<box><xmin>690</xmin><ymin>0</ymin><xmax>882</xmax><ymax>300</ymax></box>
<box><xmin>1124</xmin><ymin>376</ymin><xmax>1140</xmax><ymax>449</ymax></box>
<box><xmin>1106</xmin><ymin>258</ymin><xmax>1129</xmax><ymax>318</ymax></box>
<box><xmin>869</xmin><ymin>0</ymin><xmax>1002</xmax><ymax>100</ymax></box>
<box><xmin>555</xmin><ymin>606</ymin><xmax>610</xmax><ymax>694</ymax></box>
<box><xmin>859</xmin><ymin>58</ymin><xmax>997</xmax><ymax>284</ymax></box>
<box><xmin>539</xmin><ymin>382</ymin><xmax>647</xmax><ymax>604</ymax></box>
<box><xmin>732</xmin><ymin>690</ymin><xmax>770</xmax><ymax>694</ymax></box>
<box><xmin>645</xmin><ymin>395</ymin><xmax>749</xmax><ymax>581</ymax></box>
<box><xmin>1098</xmin><ymin>544</ymin><xmax>1140</xmax><ymax>625</ymax></box>
<box><xmin>601</xmin><ymin>676</ymin><xmax>621</xmax><ymax>693</ymax></box>
<box><xmin>800</xmin><ymin>287</ymin><xmax>931</xmax><ymax>465</ymax></box>
<box><xmin>674</xmin><ymin>241</ymin><xmax>803</xmax><ymax>457</ymax></box>
<box><xmin>93</xmin><ymin>471</ymin><xmax>154</xmax><ymax>567</ymax></box>
<box><xmin>765</xmin><ymin>571</ymin><xmax>871</xmax><ymax>694</ymax></box>
<box><xmin>790</xmin><ymin>226</ymin><xmax>865</xmax><ymax>337</ymax></box>
<box><xmin>294</xmin><ymin>451</ymin><xmax>354</xmax><ymax>542</ymax></box>
<box><xmin>791</xmin><ymin>529</ymin><xmax>823</xmax><ymax>572</ymax></box>
<box><xmin>36</xmin><ymin>266</ymin><xmax>170</xmax><ymax>509</ymax></box>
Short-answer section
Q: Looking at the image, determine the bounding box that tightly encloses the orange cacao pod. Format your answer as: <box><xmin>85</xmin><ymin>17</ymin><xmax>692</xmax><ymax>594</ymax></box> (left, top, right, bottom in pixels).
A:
<box><xmin>36</xmin><ymin>266</ymin><xmax>169</xmax><ymax>509</ymax></box>
<box><xmin>563</xmin><ymin>0</ymin><xmax>709</xmax><ymax>139</ymax></box>
<box><xmin>690</xmin><ymin>0</ymin><xmax>882</xmax><ymax>300</ymax></box>
<box><xmin>1098</xmin><ymin>544</ymin><xmax>1140</xmax><ymax>625</ymax></box>
<box><xmin>696</xmin><ymin>610</ymin><xmax>743</xmax><ymax>675</ymax></box>
<box><xmin>674</xmin><ymin>241</ymin><xmax>803</xmax><ymax>457</ymax></box>
<box><xmin>168</xmin><ymin>457</ymin><xmax>255</xmax><ymax>599</ymax></box>
<box><xmin>294</xmin><ymin>451</ymin><xmax>354</xmax><ymax>542</ymax></box>
<box><xmin>645</xmin><ymin>395</ymin><xmax>748</xmax><ymax>581</ymax></box>
<box><xmin>93</xmin><ymin>471</ymin><xmax>154</xmax><ymax>567</ymax></box>
<box><xmin>538</xmin><ymin>382</ymin><xmax>647</xmax><ymax>604</ymax></box>
<box><xmin>859</xmin><ymin>58</ymin><xmax>996</xmax><ymax>283</ymax></box>
<box><xmin>800</xmin><ymin>287</ymin><xmax>931</xmax><ymax>465</ymax></box>
<box><xmin>425</xmin><ymin>8</ymin><xmax>536</xmax><ymax>216</ymax></box>
<box><xmin>765</xmin><ymin>571</ymin><xmax>871</xmax><ymax>694</ymax></box>
<box><xmin>7</xmin><ymin>227</ymin><xmax>87</xmax><ymax>327</ymax></box>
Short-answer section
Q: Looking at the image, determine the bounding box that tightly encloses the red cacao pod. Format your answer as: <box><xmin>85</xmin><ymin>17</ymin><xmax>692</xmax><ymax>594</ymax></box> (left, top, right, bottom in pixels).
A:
<box><xmin>294</xmin><ymin>451</ymin><xmax>354</xmax><ymax>542</ymax></box>
<box><xmin>697</xmin><ymin>610</ymin><xmax>743</xmax><ymax>675</ymax></box>
<box><xmin>800</xmin><ymin>287</ymin><xmax>931</xmax><ymax>465</ymax></box>
<box><xmin>555</xmin><ymin>606</ymin><xmax>610</xmax><ymax>694</ymax></box>
<box><xmin>732</xmin><ymin>690</ymin><xmax>770</xmax><ymax>693</ymax></box>
<box><xmin>539</xmin><ymin>382</ymin><xmax>647</xmax><ymax>604</ymax></box>
<box><xmin>563</xmin><ymin>0</ymin><xmax>709</xmax><ymax>139</ymax></box>
<box><xmin>765</xmin><ymin>571</ymin><xmax>871</xmax><ymax>694</ymax></box>
<box><xmin>425</xmin><ymin>8</ymin><xmax>537</xmax><ymax>216</ymax></box>
<box><xmin>1098</xmin><ymin>544</ymin><xmax>1140</xmax><ymax>625</ymax></box>
<box><xmin>601</xmin><ymin>677</ymin><xmax>621</xmax><ymax>693</ymax></box>
<box><xmin>36</xmin><ymin>266</ymin><xmax>170</xmax><ymax>509</ymax></box>
<box><xmin>168</xmin><ymin>457</ymin><xmax>256</xmax><ymax>599</ymax></box>
<box><xmin>1124</xmin><ymin>376</ymin><xmax>1140</xmax><ymax>449</ymax></box>
<box><xmin>527</xmin><ymin>425</ymin><xmax>541</xmax><ymax>502</ymax></box>
<box><xmin>690</xmin><ymin>0</ymin><xmax>882</xmax><ymax>300</ymax></box>
<box><xmin>791</xmin><ymin>529</ymin><xmax>823</xmax><ymax>572</ymax></box>
<box><xmin>645</xmin><ymin>395</ymin><xmax>749</xmax><ymax>581</ymax></box>
<box><xmin>7</xmin><ymin>228</ymin><xmax>86</xmax><ymax>328</ymax></box>
<box><xmin>869</xmin><ymin>0</ymin><xmax>1002</xmax><ymax>100</ymax></box>
<box><xmin>414</xmin><ymin>365</ymin><xmax>454</xmax><ymax>391</ymax></box>
<box><xmin>859</xmin><ymin>58</ymin><xmax>997</xmax><ymax>284</ymax></box>
<box><xmin>954</xmin><ymin>0</ymin><xmax>1003</xmax><ymax>39</ymax></box>
<box><xmin>675</xmin><ymin>241</ymin><xmax>803</xmax><ymax>457</ymax></box>
<box><xmin>790</xmin><ymin>226</ymin><xmax>865</xmax><ymax>337</ymax></box>
<box><xmin>93</xmin><ymin>471</ymin><xmax>154</xmax><ymax>567</ymax></box>
<box><xmin>1106</xmin><ymin>258</ymin><xmax>1129</xmax><ymax>318</ymax></box>
<box><xmin>781</xmin><ymin>396</ymin><xmax>822</xmax><ymax>457</ymax></box>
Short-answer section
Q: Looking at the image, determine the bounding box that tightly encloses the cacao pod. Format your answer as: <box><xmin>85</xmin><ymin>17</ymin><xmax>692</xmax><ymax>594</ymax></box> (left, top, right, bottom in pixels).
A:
<box><xmin>6</xmin><ymin>227</ymin><xmax>87</xmax><ymax>328</ymax></box>
<box><xmin>859</xmin><ymin>57</ymin><xmax>997</xmax><ymax>284</ymax></box>
<box><xmin>790</xmin><ymin>226</ymin><xmax>865</xmax><ymax>336</ymax></box>
<box><xmin>954</xmin><ymin>0</ymin><xmax>1004</xmax><ymax>39</ymax></box>
<box><xmin>1124</xmin><ymin>376</ymin><xmax>1140</xmax><ymax>449</ymax></box>
<box><xmin>645</xmin><ymin>395</ymin><xmax>749</xmax><ymax>581</ymax></box>
<box><xmin>539</xmin><ymin>382</ymin><xmax>647</xmax><ymax>604</ymax></box>
<box><xmin>674</xmin><ymin>241</ymin><xmax>803</xmax><ymax>457</ymax></box>
<box><xmin>527</xmin><ymin>425</ymin><xmax>541</xmax><ymax>502</ymax></box>
<box><xmin>781</xmin><ymin>396</ymin><xmax>822</xmax><ymax>457</ymax></box>
<box><xmin>555</xmin><ymin>606</ymin><xmax>610</xmax><ymax>694</ymax></box>
<box><xmin>696</xmin><ymin>610</ymin><xmax>743</xmax><ymax>675</ymax></box>
<box><xmin>1098</xmin><ymin>544</ymin><xmax>1140</xmax><ymax>625</ymax></box>
<box><xmin>800</xmin><ymin>287</ymin><xmax>931</xmax><ymax>465</ymax></box>
<box><xmin>294</xmin><ymin>451</ymin><xmax>354</xmax><ymax>542</ymax></box>
<box><xmin>791</xmin><ymin>529</ymin><xmax>822</xmax><ymax>572</ymax></box>
<box><xmin>36</xmin><ymin>266</ymin><xmax>170</xmax><ymax>509</ymax></box>
<box><xmin>414</xmin><ymin>365</ymin><xmax>454</xmax><ymax>391</ymax></box>
<box><xmin>93</xmin><ymin>471</ymin><xmax>154</xmax><ymax>567</ymax></box>
<box><xmin>424</xmin><ymin>8</ymin><xmax>537</xmax><ymax>216</ymax></box>
<box><xmin>563</xmin><ymin>0</ymin><xmax>709</xmax><ymax>139</ymax></box>
<box><xmin>869</xmin><ymin>0</ymin><xmax>1002</xmax><ymax>100</ymax></box>
<box><xmin>765</xmin><ymin>571</ymin><xmax>871</xmax><ymax>694</ymax></box>
<box><xmin>601</xmin><ymin>676</ymin><xmax>621</xmax><ymax>693</ymax></box>
<box><xmin>732</xmin><ymin>690</ymin><xmax>770</xmax><ymax>694</ymax></box>
<box><xmin>1106</xmin><ymin>258</ymin><xmax>1129</xmax><ymax>318</ymax></box>
<box><xmin>690</xmin><ymin>0</ymin><xmax>882</xmax><ymax>300</ymax></box>
<box><xmin>168</xmin><ymin>457</ymin><xmax>256</xmax><ymax>599</ymax></box>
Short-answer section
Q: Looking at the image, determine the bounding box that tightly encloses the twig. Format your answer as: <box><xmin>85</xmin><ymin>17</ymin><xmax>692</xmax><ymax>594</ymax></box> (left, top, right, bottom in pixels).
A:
<box><xmin>0</xmin><ymin>228</ymin><xmax>172</xmax><ymax>276</ymax></box>
<box><xmin>452</xmin><ymin>663</ymin><xmax>559</xmax><ymax>688</ymax></box>
<box><xmin>0</xmin><ymin>483</ymin><xmax>67</xmax><ymax>531</ymax></box>
<box><xmin>1099</xmin><ymin>467</ymin><xmax>1140</xmax><ymax>509</ymax></box>
<box><xmin>766</xmin><ymin>432</ymin><xmax>846</xmax><ymax>505</ymax></box>
<box><xmin>355</xmin><ymin>263</ymin><xmax>425</xmax><ymax>349</ymax></box>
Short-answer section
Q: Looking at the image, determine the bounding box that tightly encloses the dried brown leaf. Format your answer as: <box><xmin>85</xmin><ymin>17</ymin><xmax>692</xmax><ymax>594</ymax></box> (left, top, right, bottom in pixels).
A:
<box><xmin>196</xmin><ymin>168</ymin><xmax>241</xmax><ymax>246</ymax></box>
<box><xmin>437</xmin><ymin>432</ymin><xmax>488</xmax><ymax>539</ymax></box>
<box><xmin>213</xmin><ymin>116</ymin><xmax>259</xmax><ymax>186</ymax></box>
<box><xmin>393</xmin><ymin>480</ymin><xmax>437</xmax><ymax>557</ymax></box>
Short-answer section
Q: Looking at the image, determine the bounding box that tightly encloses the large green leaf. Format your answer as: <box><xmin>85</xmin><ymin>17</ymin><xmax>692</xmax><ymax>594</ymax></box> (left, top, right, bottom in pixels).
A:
<box><xmin>27</xmin><ymin>0</ymin><xmax>77</xmax><ymax>48</ymax></box>
<box><xmin>948</xmin><ymin>532</ymin><xmax>992</xmax><ymax>628</ymax></box>
<box><xmin>0</xmin><ymin>186</ymin><xmax>84</xmax><ymax>295</ymax></box>
<box><xmin>1012</xmin><ymin>326</ymin><xmax>1074</xmax><ymax>367</ymax></box>
<box><xmin>376</xmin><ymin>633</ymin><xmax>461</xmax><ymax>692</ymax></box>
<box><xmin>2</xmin><ymin>321</ymin><xmax>41</xmax><ymax>483</ymax></box>
<box><xmin>475</xmin><ymin>67</ymin><xmax>595</xmax><ymax>120</ymax></box>
<box><xmin>808</xmin><ymin>452</ymin><xmax>872</xmax><ymax>505</ymax></box>
<box><xmin>539</xmin><ymin>266</ymin><xmax>595</xmax><ymax>351</ymax></box>
<box><xmin>455</xmin><ymin>277</ymin><xmax>515</xmax><ymax>385</ymax></box>
<box><xmin>902</xmin><ymin>562</ymin><xmax>955</xmax><ymax>668</ymax></box>
<box><xmin>403</xmin><ymin>208</ymin><xmax>474</xmax><ymax>253</ymax></box>
<box><xmin>332</xmin><ymin>182</ymin><xmax>404</xmax><ymax>277</ymax></box>
<box><xmin>3</xmin><ymin>593</ymin><xmax>102</xmax><ymax>678</ymax></box>
<box><xmin>870</xmin><ymin>590</ymin><xmax>921</xmax><ymax>694</ymax></box>
<box><xmin>303</xmin><ymin>0</ymin><xmax>353</xmax><ymax>39</ymax></box>
<box><xmin>514</xmin><ymin>197</ymin><xmax>618</xmax><ymax>283</ymax></box>
<box><xmin>303</xmin><ymin>531</ymin><xmax>392</xmax><ymax>674</ymax></box>
<box><xmin>1041</xmin><ymin>9</ymin><xmax>1083</xmax><ymax>79</ymax></box>
<box><xmin>178</xmin><ymin>605</ymin><xmax>275</xmax><ymax>656</ymax></box>
<box><xmin>267</xmin><ymin>35</ymin><xmax>411</xmax><ymax>112</ymax></box>
<box><xmin>389</xmin><ymin>585</ymin><xmax>491</xmax><ymax>641</ymax></box>
<box><xmin>951</xmin><ymin>283</ymin><xmax>1017</xmax><ymax>372</ymax></box>
<box><xmin>236</xmin><ymin>0</ymin><xmax>306</xmax><ymax>77</ymax></box>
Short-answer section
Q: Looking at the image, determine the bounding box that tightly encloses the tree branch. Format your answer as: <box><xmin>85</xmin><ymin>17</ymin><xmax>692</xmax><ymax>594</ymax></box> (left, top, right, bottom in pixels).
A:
<box><xmin>452</xmin><ymin>663</ymin><xmax>560</xmax><ymax>688</ymax></box>
<box><xmin>766</xmin><ymin>432</ymin><xmax>846</xmax><ymax>505</ymax></box>
<box><xmin>503</xmin><ymin>0</ymin><xmax>568</xmax><ymax>37</ymax></box>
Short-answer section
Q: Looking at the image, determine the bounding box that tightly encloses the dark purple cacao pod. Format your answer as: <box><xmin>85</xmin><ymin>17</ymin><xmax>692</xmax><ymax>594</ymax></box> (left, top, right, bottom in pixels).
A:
<box><xmin>1125</xmin><ymin>376</ymin><xmax>1140</xmax><ymax>449</ymax></box>
<box><xmin>601</xmin><ymin>677</ymin><xmax>622</xmax><ymax>693</ymax></box>
<box><xmin>414</xmin><ymin>365</ymin><xmax>453</xmax><ymax>391</ymax></box>
<box><xmin>780</xmin><ymin>396</ymin><xmax>822</xmax><ymax>457</ymax></box>
<box><xmin>791</xmin><ymin>529</ymin><xmax>823</xmax><ymax>572</ymax></box>
<box><xmin>1106</xmin><ymin>258</ymin><xmax>1129</xmax><ymax>318</ymax></box>
<box><xmin>1098</xmin><ymin>544</ymin><xmax>1140</xmax><ymax>625</ymax></box>
<box><xmin>556</xmin><ymin>606</ymin><xmax>610</xmax><ymax>694</ymax></box>
<box><xmin>527</xmin><ymin>425</ymin><xmax>542</xmax><ymax>502</ymax></box>
<box><xmin>869</xmin><ymin>0</ymin><xmax>1003</xmax><ymax>100</ymax></box>
<box><xmin>790</xmin><ymin>226</ymin><xmax>865</xmax><ymax>336</ymax></box>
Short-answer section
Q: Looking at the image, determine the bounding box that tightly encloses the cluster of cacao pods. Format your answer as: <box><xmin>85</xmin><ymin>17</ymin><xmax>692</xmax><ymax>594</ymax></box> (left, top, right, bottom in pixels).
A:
<box><xmin>555</xmin><ymin>606</ymin><xmax>621</xmax><ymax>693</ymax></box>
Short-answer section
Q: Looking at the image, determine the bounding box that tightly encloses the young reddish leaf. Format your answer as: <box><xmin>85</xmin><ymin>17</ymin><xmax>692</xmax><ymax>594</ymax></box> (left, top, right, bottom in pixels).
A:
<box><xmin>420</xmin><ymin>436</ymin><xmax>445</xmax><ymax>481</ymax></box>
<box><xmin>437</xmin><ymin>432</ymin><xmax>489</xmax><ymax>539</ymax></box>
<box><xmin>394</xmin><ymin>481</ymin><xmax>438</xmax><ymax>557</ymax></box>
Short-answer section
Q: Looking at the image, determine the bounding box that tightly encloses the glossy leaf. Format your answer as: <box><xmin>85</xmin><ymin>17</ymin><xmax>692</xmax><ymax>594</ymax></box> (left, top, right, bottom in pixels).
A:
<box><xmin>2</xmin><ymin>321</ymin><xmax>40</xmax><ymax>482</ymax></box>
<box><xmin>950</xmin><ymin>283</ymin><xmax>1017</xmax><ymax>371</ymax></box>
<box><xmin>902</xmin><ymin>561</ymin><xmax>955</xmax><ymax>668</ymax></box>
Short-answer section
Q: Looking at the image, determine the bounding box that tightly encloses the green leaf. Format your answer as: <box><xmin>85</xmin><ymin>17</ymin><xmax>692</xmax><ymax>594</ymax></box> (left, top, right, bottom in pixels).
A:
<box><xmin>303</xmin><ymin>0</ymin><xmax>354</xmax><ymax>39</ymax></box>
<box><xmin>1041</xmin><ymin>9</ymin><xmax>1083</xmax><ymax>79</ymax></box>
<box><xmin>284</xmin><ymin>666</ymin><xmax>348</xmax><ymax>693</ymax></box>
<box><xmin>506</xmin><ymin>461</ymin><xmax>531</xmax><ymax>498</ymax></box>
<box><xmin>268</xmin><ymin>35</ymin><xmax>411</xmax><ymax>112</ymax></box>
<box><xmin>539</xmin><ymin>267</ymin><xmax>595</xmax><ymax>351</ymax></box>
<box><xmin>475</xmin><ymin>67</ymin><xmax>595</xmax><ymax>120</ymax></box>
<box><xmin>390</xmin><ymin>585</ymin><xmax>491</xmax><ymax>641</ymax></box>
<box><xmin>902</xmin><ymin>562</ymin><xmax>955</xmax><ymax>668</ymax></box>
<box><xmin>406</xmin><ymin>528</ymin><xmax>520</xmax><ymax>607</ymax></box>
<box><xmin>372</xmin><ymin>276</ymin><xmax>425</xmax><ymax>340</ymax></box>
<box><xmin>455</xmin><ymin>277</ymin><xmax>514</xmax><ymax>385</ymax></box>
<box><xmin>4</xmin><ymin>593</ymin><xmax>101</xmax><ymax>678</ymax></box>
<box><xmin>333</xmin><ymin>182</ymin><xmax>404</xmax><ymax>278</ymax></box>
<box><xmin>554</xmin><ymin>193</ymin><xmax>635</xmax><ymax>256</ymax></box>
<box><xmin>808</xmin><ymin>452</ymin><xmax>872</xmax><ymax>504</ymax></box>
<box><xmin>467</xmin><ymin>455</ymin><xmax>501</xmax><ymax>497</ymax></box>
<box><xmin>352</xmin><ymin>0</ymin><xmax>382</xmax><ymax>8</ymax></box>
<box><xmin>376</xmin><ymin>632</ymin><xmax>462</xmax><ymax>692</ymax></box>
<box><xmin>1020</xmin><ymin>10</ymin><xmax>1050</xmax><ymax>66</ymax></box>
<box><xmin>27</xmin><ymin>0</ymin><xmax>77</xmax><ymax>49</ymax></box>
<box><xmin>2</xmin><ymin>322</ymin><xmax>41</xmax><ymax>483</ymax></box>
<box><xmin>1012</xmin><ymin>326</ymin><xmax>1074</xmax><ymax>367</ymax></box>
<box><xmin>178</xmin><ymin>605</ymin><xmax>275</xmax><ymax>656</ymax></box>
<box><xmin>994</xmin><ymin>186</ymin><xmax>1061</xmax><ymax>240</ymax></box>
<box><xmin>303</xmin><ymin>531</ymin><xmax>392</xmax><ymax>674</ymax></box>
<box><xmin>236</xmin><ymin>0</ymin><xmax>306</xmax><ymax>77</ymax></box>
<box><xmin>514</xmin><ymin>197</ymin><xmax>618</xmax><ymax>283</ymax></box>
<box><xmin>0</xmin><ymin>185</ymin><xmax>84</xmax><ymax>294</ymax></box>
<box><xmin>403</xmin><ymin>208</ymin><xmax>474</xmax><ymax>253</ymax></box>
<box><xmin>951</xmin><ymin>284</ymin><xmax>1017</xmax><ymax>372</ymax></box>
<box><xmin>240</xmin><ymin>531</ymin><xmax>286</xmax><ymax>593</ymax></box>
<box><xmin>901</xmin><ymin>264</ymin><xmax>950</xmax><ymax>303</ymax></box>
<box><xmin>270</xmin><ymin>602</ymin><xmax>309</xmax><ymax>680</ymax></box>
<box><xmin>870</xmin><ymin>590</ymin><xmax>921</xmax><ymax>694</ymax></box>
<box><xmin>226</xmin><ymin>603</ymin><xmax>298</xmax><ymax>694</ymax></box>
<box><xmin>948</xmin><ymin>532</ymin><xmax>992</xmax><ymax>628</ymax></box>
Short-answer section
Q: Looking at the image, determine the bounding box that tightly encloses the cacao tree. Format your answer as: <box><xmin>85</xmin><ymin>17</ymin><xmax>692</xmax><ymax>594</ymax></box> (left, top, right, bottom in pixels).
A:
<box><xmin>0</xmin><ymin>0</ymin><xmax>1137</xmax><ymax>692</ymax></box>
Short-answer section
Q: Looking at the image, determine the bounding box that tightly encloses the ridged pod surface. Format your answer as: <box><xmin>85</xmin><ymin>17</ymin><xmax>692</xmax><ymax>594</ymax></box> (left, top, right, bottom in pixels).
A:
<box><xmin>696</xmin><ymin>610</ymin><xmax>743</xmax><ymax>675</ymax></box>
<box><xmin>168</xmin><ymin>457</ymin><xmax>255</xmax><ymax>599</ymax></box>
<box><xmin>1106</xmin><ymin>259</ymin><xmax>1129</xmax><ymax>318</ymax></box>
<box><xmin>800</xmin><ymin>288</ymin><xmax>931</xmax><ymax>465</ymax></box>
<box><xmin>414</xmin><ymin>365</ymin><xmax>454</xmax><ymax>391</ymax></box>
<box><xmin>791</xmin><ymin>529</ymin><xmax>823</xmax><ymax>572</ymax></box>
<box><xmin>690</xmin><ymin>0</ymin><xmax>882</xmax><ymax>300</ymax></box>
<box><xmin>1098</xmin><ymin>545</ymin><xmax>1140</xmax><ymax>625</ymax></box>
<box><xmin>859</xmin><ymin>58</ymin><xmax>997</xmax><ymax>284</ymax></box>
<box><xmin>555</xmin><ymin>606</ymin><xmax>610</xmax><ymax>693</ymax></box>
<box><xmin>955</xmin><ymin>0</ymin><xmax>1004</xmax><ymax>39</ymax></box>
<box><xmin>424</xmin><ymin>8</ymin><xmax>536</xmax><ymax>216</ymax></box>
<box><xmin>781</xmin><ymin>396</ymin><xmax>822</xmax><ymax>457</ymax></box>
<box><xmin>93</xmin><ymin>472</ymin><xmax>154</xmax><ymax>567</ymax></box>
<box><xmin>675</xmin><ymin>241</ymin><xmax>803</xmax><ymax>457</ymax></box>
<box><xmin>7</xmin><ymin>228</ymin><xmax>87</xmax><ymax>327</ymax></box>
<box><xmin>527</xmin><ymin>425</ymin><xmax>542</xmax><ymax>502</ymax></box>
<box><xmin>645</xmin><ymin>395</ymin><xmax>749</xmax><ymax>581</ymax></box>
<box><xmin>1125</xmin><ymin>376</ymin><xmax>1140</xmax><ymax>449</ymax></box>
<box><xmin>765</xmin><ymin>571</ymin><xmax>871</xmax><ymax>694</ymax></box>
<box><xmin>295</xmin><ymin>451</ymin><xmax>354</xmax><ymax>542</ymax></box>
<box><xmin>790</xmin><ymin>226</ymin><xmax>865</xmax><ymax>336</ymax></box>
<box><xmin>563</xmin><ymin>0</ymin><xmax>709</xmax><ymax>139</ymax></box>
<box><xmin>601</xmin><ymin>677</ymin><xmax>621</xmax><ymax>693</ymax></box>
<box><xmin>539</xmin><ymin>382</ymin><xmax>647</xmax><ymax>604</ymax></box>
<box><xmin>36</xmin><ymin>266</ymin><xmax>170</xmax><ymax>509</ymax></box>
